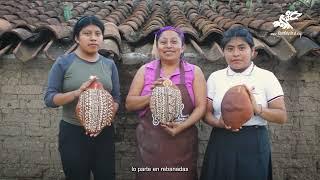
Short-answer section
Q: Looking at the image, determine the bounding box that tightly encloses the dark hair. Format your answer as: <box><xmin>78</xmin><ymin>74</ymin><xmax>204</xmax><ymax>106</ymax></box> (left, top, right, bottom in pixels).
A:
<box><xmin>155</xmin><ymin>26</ymin><xmax>185</xmax><ymax>46</ymax></box>
<box><xmin>72</xmin><ymin>16</ymin><xmax>105</xmax><ymax>40</ymax></box>
<box><xmin>221</xmin><ymin>27</ymin><xmax>254</xmax><ymax>49</ymax></box>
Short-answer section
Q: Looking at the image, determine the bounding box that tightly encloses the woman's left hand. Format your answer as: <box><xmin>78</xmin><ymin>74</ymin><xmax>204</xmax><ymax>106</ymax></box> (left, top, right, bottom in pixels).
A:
<box><xmin>160</xmin><ymin>122</ymin><xmax>185</xmax><ymax>137</ymax></box>
<box><xmin>244</xmin><ymin>85</ymin><xmax>261</xmax><ymax>115</ymax></box>
<box><xmin>244</xmin><ymin>85</ymin><xmax>287</xmax><ymax>124</ymax></box>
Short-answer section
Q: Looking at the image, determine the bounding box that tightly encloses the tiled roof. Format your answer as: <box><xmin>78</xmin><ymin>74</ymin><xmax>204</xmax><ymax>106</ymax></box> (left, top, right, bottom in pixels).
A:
<box><xmin>0</xmin><ymin>0</ymin><xmax>319</xmax><ymax>63</ymax></box>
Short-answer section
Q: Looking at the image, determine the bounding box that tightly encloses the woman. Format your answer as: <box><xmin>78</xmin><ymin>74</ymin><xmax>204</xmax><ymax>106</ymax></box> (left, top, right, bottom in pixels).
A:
<box><xmin>44</xmin><ymin>16</ymin><xmax>120</xmax><ymax>180</ymax></box>
<box><xmin>126</xmin><ymin>26</ymin><xmax>206</xmax><ymax>180</ymax></box>
<box><xmin>200</xmin><ymin>27</ymin><xmax>287</xmax><ymax>180</ymax></box>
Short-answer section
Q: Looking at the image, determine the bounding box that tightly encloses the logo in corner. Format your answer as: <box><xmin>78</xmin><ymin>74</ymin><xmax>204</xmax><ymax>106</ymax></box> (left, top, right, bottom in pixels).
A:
<box><xmin>271</xmin><ymin>10</ymin><xmax>303</xmax><ymax>37</ymax></box>
<box><xmin>273</xmin><ymin>10</ymin><xmax>302</xmax><ymax>29</ymax></box>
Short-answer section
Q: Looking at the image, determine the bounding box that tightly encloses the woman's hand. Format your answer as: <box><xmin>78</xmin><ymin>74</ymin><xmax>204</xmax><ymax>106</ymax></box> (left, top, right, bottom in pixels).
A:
<box><xmin>73</xmin><ymin>76</ymin><xmax>97</xmax><ymax>98</ymax></box>
<box><xmin>218</xmin><ymin>117</ymin><xmax>241</xmax><ymax>132</ymax></box>
<box><xmin>150</xmin><ymin>78</ymin><xmax>165</xmax><ymax>90</ymax></box>
<box><xmin>52</xmin><ymin>76</ymin><xmax>97</xmax><ymax>106</ymax></box>
<box><xmin>244</xmin><ymin>84</ymin><xmax>287</xmax><ymax>124</ymax></box>
<box><xmin>160</xmin><ymin>122</ymin><xmax>185</xmax><ymax>137</ymax></box>
<box><xmin>244</xmin><ymin>85</ymin><xmax>262</xmax><ymax>116</ymax></box>
<box><xmin>204</xmin><ymin>99</ymin><xmax>240</xmax><ymax>131</ymax></box>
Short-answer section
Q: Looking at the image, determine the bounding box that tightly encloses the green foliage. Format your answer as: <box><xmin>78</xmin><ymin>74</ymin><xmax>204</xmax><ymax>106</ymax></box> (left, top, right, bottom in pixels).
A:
<box><xmin>209</xmin><ymin>0</ymin><xmax>218</xmax><ymax>9</ymax></box>
<box><xmin>289</xmin><ymin>0</ymin><xmax>320</xmax><ymax>10</ymax></box>
<box><xmin>228</xmin><ymin>0</ymin><xmax>233</xmax><ymax>7</ymax></box>
<box><xmin>289</xmin><ymin>4</ymin><xmax>296</xmax><ymax>11</ymax></box>
<box><xmin>63</xmin><ymin>2</ymin><xmax>73</xmax><ymax>21</ymax></box>
<box><xmin>246</xmin><ymin>0</ymin><xmax>253</xmax><ymax>16</ymax></box>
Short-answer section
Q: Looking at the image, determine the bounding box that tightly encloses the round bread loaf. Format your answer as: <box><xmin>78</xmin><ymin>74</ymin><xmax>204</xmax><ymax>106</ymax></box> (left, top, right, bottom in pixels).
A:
<box><xmin>75</xmin><ymin>79</ymin><xmax>114</xmax><ymax>134</ymax></box>
<box><xmin>221</xmin><ymin>85</ymin><xmax>253</xmax><ymax>130</ymax></box>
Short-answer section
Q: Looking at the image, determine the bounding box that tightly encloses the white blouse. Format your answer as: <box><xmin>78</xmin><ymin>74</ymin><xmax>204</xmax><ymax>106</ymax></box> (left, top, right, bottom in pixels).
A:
<box><xmin>207</xmin><ymin>62</ymin><xmax>284</xmax><ymax>126</ymax></box>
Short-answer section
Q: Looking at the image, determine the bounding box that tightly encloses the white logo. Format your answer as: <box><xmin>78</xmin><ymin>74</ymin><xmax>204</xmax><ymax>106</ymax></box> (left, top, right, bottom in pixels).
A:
<box><xmin>273</xmin><ymin>10</ymin><xmax>302</xmax><ymax>30</ymax></box>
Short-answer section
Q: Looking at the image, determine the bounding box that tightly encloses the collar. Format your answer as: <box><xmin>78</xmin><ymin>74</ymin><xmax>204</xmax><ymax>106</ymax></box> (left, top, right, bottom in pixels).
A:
<box><xmin>227</xmin><ymin>62</ymin><xmax>255</xmax><ymax>76</ymax></box>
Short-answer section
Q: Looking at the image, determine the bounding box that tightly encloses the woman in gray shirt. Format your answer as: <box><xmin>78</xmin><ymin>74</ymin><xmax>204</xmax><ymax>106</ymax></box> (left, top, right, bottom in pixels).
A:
<box><xmin>44</xmin><ymin>16</ymin><xmax>120</xmax><ymax>180</ymax></box>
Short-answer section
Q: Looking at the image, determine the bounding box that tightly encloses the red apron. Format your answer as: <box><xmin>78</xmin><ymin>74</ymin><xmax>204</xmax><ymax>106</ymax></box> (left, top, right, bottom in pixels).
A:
<box><xmin>135</xmin><ymin>61</ymin><xmax>198</xmax><ymax>180</ymax></box>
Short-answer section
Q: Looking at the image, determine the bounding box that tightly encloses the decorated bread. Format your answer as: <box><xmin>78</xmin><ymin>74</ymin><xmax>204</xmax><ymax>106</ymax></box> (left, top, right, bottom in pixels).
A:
<box><xmin>76</xmin><ymin>76</ymin><xmax>114</xmax><ymax>134</ymax></box>
<box><xmin>150</xmin><ymin>79</ymin><xmax>185</xmax><ymax>126</ymax></box>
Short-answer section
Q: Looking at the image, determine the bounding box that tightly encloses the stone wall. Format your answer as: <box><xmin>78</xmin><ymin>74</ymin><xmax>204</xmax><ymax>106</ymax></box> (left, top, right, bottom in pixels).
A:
<box><xmin>0</xmin><ymin>53</ymin><xmax>319</xmax><ymax>180</ymax></box>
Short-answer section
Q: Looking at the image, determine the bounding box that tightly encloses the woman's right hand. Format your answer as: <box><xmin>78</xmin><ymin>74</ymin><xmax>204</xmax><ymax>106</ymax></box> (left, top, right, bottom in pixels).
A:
<box><xmin>205</xmin><ymin>98</ymin><xmax>241</xmax><ymax>131</ymax></box>
<box><xmin>218</xmin><ymin>117</ymin><xmax>241</xmax><ymax>132</ymax></box>
<box><xmin>150</xmin><ymin>78</ymin><xmax>165</xmax><ymax>90</ymax></box>
<box><xmin>52</xmin><ymin>77</ymin><xmax>97</xmax><ymax>106</ymax></box>
<box><xmin>73</xmin><ymin>77</ymin><xmax>97</xmax><ymax>98</ymax></box>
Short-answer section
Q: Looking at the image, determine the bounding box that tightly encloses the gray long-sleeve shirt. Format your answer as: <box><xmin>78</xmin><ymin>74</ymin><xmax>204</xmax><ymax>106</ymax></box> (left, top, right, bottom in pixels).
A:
<box><xmin>44</xmin><ymin>52</ymin><xmax>120</xmax><ymax>126</ymax></box>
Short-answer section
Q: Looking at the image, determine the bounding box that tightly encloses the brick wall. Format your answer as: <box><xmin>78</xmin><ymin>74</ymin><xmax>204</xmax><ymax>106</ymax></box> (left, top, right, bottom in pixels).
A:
<box><xmin>0</xmin><ymin>54</ymin><xmax>319</xmax><ymax>180</ymax></box>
